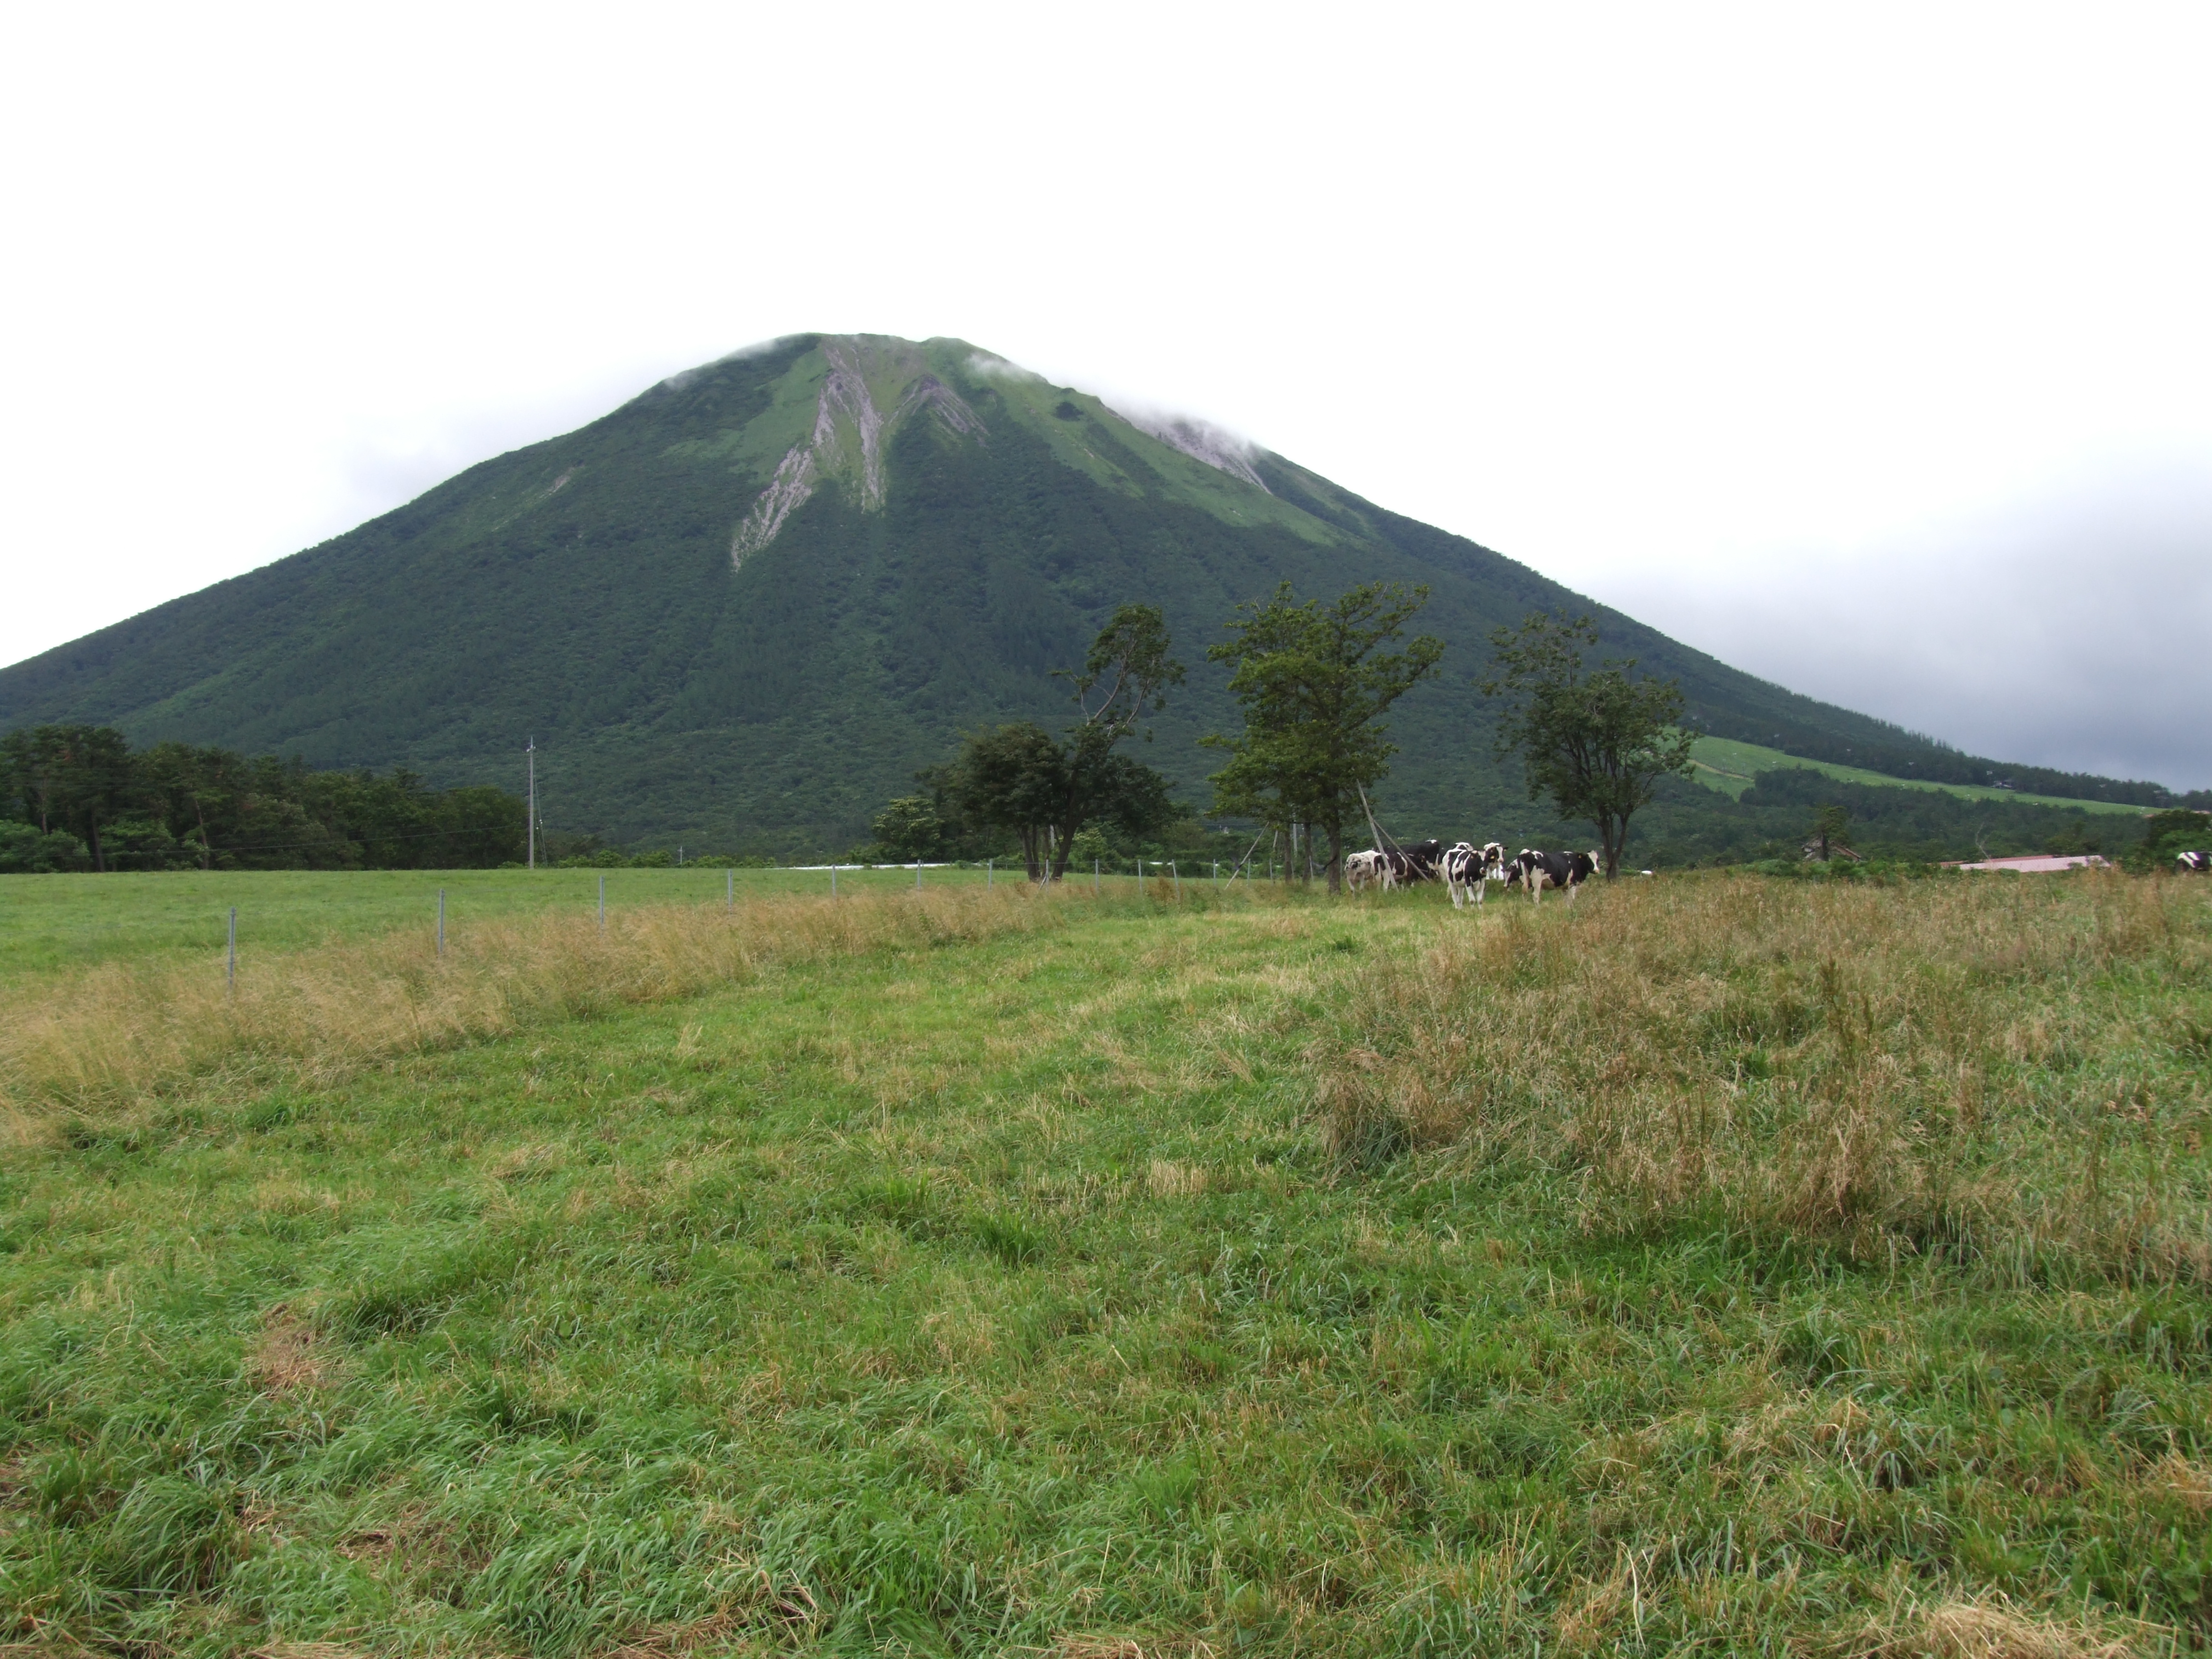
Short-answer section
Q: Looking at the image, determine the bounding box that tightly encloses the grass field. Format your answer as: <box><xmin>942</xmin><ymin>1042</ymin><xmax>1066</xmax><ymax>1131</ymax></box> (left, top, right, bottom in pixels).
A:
<box><xmin>1688</xmin><ymin>736</ymin><xmax>2152</xmax><ymax>816</ymax></box>
<box><xmin>1</xmin><ymin>870</ymin><xmax>2207</xmax><ymax>1656</ymax></box>
<box><xmin>0</xmin><ymin>865</ymin><xmax>1094</xmax><ymax>984</ymax></box>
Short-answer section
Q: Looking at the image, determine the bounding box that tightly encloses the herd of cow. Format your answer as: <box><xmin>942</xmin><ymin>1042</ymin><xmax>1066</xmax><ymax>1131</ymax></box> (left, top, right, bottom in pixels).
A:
<box><xmin>1343</xmin><ymin>839</ymin><xmax>1603</xmax><ymax>906</ymax></box>
<box><xmin>1343</xmin><ymin>845</ymin><xmax>2212</xmax><ymax>893</ymax></box>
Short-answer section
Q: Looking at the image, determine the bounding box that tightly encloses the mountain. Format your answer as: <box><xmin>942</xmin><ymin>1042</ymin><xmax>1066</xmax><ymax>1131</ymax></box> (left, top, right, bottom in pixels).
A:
<box><xmin>0</xmin><ymin>334</ymin><xmax>2169</xmax><ymax>856</ymax></box>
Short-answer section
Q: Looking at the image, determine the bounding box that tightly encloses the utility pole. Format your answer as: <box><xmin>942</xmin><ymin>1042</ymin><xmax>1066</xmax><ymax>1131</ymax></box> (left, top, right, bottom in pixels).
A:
<box><xmin>526</xmin><ymin>738</ymin><xmax>537</xmax><ymax>870</ymax></box>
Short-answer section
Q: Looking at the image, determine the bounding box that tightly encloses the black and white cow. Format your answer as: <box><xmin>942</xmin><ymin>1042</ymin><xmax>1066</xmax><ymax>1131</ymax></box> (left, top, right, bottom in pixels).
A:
<box><xmin>2179</xmin><ymin>850</ymin><xmax>2211</xmax><ymax>874</ymax></box>
<box><xmin>1383</xmin><ymin>839</ymin><xmax>1446</xmax><ymax>886</ymax></box>
<box><xmin>1443</xmin><ymin>840</ymin><xmax>1508</xmax><ymax>908</ymax></box>
<box><xmin>1513</xmin><ymin>848</ymin><xmax>1599</xmax><ymax>905</ymax></box>
<box><xmin>1348</xmin><ymin>840</ymin><xmax>1445</xmax><ymax>892</ymax></box>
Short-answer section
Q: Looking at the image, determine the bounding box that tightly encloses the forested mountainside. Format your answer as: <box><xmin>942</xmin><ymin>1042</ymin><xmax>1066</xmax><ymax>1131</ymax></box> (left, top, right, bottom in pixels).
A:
<box><xmin>3</xmin><ymin>334</ymin><xmax>2192</xmax><ymax>856</ymax></box>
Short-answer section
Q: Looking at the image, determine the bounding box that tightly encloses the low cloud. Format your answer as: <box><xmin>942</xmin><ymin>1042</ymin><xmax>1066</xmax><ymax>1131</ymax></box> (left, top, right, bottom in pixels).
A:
<box><xmin>1594</xmin><ymin>461</ymin><xmax>2212</xmax><ymax>789</ymax></box>
<box><xmin>964</xmin><ymin>351</ymin><xmax>1041</xmax><ymax>383</ymax></box>
<box><xmin>1099</xmin><ymin>402</ymin><xmax>1271</xmax><ymax>492</ymax></box>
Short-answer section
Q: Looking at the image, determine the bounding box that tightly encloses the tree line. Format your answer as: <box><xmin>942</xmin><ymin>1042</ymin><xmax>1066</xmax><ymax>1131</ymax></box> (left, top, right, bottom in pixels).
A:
<box><xmin>873</xmin><ymin>585</ymin><xmax>1695</xmax><ymax>892</ymax></box>
<box><xmin>0</xmin><ymin>726</ymin><xmax>528</xmax><ymax>873</ymax></box>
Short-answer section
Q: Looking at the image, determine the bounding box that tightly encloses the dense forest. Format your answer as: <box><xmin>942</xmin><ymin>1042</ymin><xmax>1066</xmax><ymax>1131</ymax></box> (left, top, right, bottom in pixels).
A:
<box><xmin>0</xmin><ymin>725</ymin><xmax>526</xmax><ymax>873</ymax></box>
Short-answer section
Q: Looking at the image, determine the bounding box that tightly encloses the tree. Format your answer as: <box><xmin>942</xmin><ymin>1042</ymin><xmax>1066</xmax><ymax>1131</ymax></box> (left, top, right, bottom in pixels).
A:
<box><xmin>0</xmin><ymin>821</ymin><xmax>90</xmax><ymax>874</ymax></box>
<box><xmin>1808</xmin><ymin>803</ymin><xmax>1850</xmax><ymax>862</ymax></box>
<box><xmin>1042</xmin><ymin>603</ymin><xmax>1187</xmax><ymax>879</ymax></box>
<box><xmin>1479</xmin><ymin>613</ymin><xmax>1694</xmax><ymax>878</ymax></box>
<box><xmin>1060</xmin><ymin>603</ymin><xmax>1186</xmax><ymax>748</ymax></box>
<box><xmin>871</xmin><ymin>795</ymin><xmax>947</xmax><ymax>862</ymax></box>
<box><xmin>944</xmin><ymin>719</ymin><xmax>1182</xmax><ymax>881</ymax></box>
<box><xmin>136</xmin><ymin>742</ymin><xmax>227</xmax><ymax>869</ymax></box>
<box><xmin>1203</xmin><ymin>581</ymin><xmax>1443</xmax><ymax>892</ymax></box>
<box><xmin>10</xmin><ymin>726</ymin><xmax>138</xmax><ymax>872</ymax></box>
<box><xmin>2</xmin><ymin>723</ymin><xmax>529</xmax><ymax>872</ymax></box>
<box><xmin>2132</xmin><ymin>808</ymin><xmax>2212</xmax><ymax>873</ymax></box>
<box><xmin>941</xmin><ymin>605</ymin><xmax>1186</xmax><ymax>882</ymax></box>
<box><xmin>947</xmin><ymin>723</ymin><xmax>1072</xmax><ymax>880</ymax></box>
<box><xmin>0</xmin><ymin>727</ymin><xmax>126</xmax><ymax>849</ymax></box>
<box><xmin>0</xmin><ymin>727</ymin><xmax>62</xmax><ymax>834</ymax></box>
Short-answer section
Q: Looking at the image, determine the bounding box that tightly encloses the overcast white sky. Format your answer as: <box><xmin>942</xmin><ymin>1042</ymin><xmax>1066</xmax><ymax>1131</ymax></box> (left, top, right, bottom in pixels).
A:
<box><xmin>3</xmin><ymin>5</ymin><xmax>2207</xmax><ymax>786</ymax></box>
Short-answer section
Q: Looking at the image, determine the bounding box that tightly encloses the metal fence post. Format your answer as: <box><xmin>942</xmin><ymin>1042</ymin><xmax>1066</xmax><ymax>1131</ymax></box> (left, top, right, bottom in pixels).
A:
<box><xmin>1094</xmin><ymin>857</ymin><xmax>1100</xmax><ymax>895</ymax></box>
<box><xmin>831</xmin><ymin>865</ymin><xmax>838</xmax><ymax>898</ymax></box>
<box><xmin>915</xmin><ymin>859</ymin><xmax>923</xmax><ymax>891</ymax></box>
<box><xmin>987</xmin><ymin>858</ymin><xmax>993</xmax><ymax>890</ymax></box>
<box><xmin>1171</xmin><ymin>861</ymin><xmax>1181</xmax><ymax>900</ymax></box>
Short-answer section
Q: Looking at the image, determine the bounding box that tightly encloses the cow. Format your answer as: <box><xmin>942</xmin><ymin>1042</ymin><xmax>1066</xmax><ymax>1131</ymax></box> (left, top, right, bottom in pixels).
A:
<box><xmin>1441</xmin><ymin>841</ymin><xmax>1480</xmax><ymax>907</ymax></box>
<box><xmin>1514</xmin><ymin>848</ymin><xmax>1598</xmax><ymax>905</ymax></box>
<box><xmin>1382</xmin><ymin>838</ymin><xmax>1446</xmax><ymax>886</ymax></box>
<box><xmin>2180</xmin><ymin>850</ymin><xmax>2211</xmax><ymax>874</ymax></box>
<box><xmin>1347</xmin><ymin>840</ymin><xmax>1445</xmax><ymax>893</ymax></box>
<box><xmin>1443</xmin><ymin>840</ymin><xmax>1508</xmax><ymax>909</ymax></box>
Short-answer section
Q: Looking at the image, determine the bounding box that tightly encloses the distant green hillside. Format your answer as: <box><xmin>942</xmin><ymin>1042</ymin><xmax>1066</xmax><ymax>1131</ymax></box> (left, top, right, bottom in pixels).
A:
<box><xmin>2</xmin><ymin>334</ymin><xmax>2192</xmax><ymax>855</ymax></box>
<box><xmin>1688</xmin><ymin>736</ymin><xmax>2149</xmax><ymax>816</ymax></box>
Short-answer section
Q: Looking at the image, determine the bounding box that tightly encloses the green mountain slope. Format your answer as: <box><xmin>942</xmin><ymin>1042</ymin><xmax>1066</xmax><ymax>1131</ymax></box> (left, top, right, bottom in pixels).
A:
<box><xmin>0</xmin><ymin>334</ymin><xmax>2178</xmax><ymax>855</ymax></box>
<box><xmin>1686</xmin><ymin>737</ymin><xmax>2147</xmax><ymax>814</ymax></box>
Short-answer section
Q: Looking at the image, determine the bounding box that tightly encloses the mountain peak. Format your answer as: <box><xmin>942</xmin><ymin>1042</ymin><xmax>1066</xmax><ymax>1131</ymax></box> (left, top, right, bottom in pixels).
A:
<box><xmin>2</xmin><ymin>327</ymin><xmax>2031</xmax><ymax>854</ymax></box>
<box><xmin>730</xmin><ymin>336</ymin><xmax>987</xmax><ymax>565</ymax></box>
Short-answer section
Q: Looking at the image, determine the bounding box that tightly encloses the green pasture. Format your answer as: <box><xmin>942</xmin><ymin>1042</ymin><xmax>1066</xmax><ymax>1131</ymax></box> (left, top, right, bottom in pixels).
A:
<box><xmin>1689</xmin><ymin>734</ymin><xmax>2150</xmax><ymax>814</ymax></box>
<box><xmin>0</xmin><ymin>863</ymin><xmax>1159</xmax><ymax>983</ymax></box>
<box><xmin>1</xmin><ymin>876</ymin><xmax>2207</xmax><ymax>1655</ymax></box>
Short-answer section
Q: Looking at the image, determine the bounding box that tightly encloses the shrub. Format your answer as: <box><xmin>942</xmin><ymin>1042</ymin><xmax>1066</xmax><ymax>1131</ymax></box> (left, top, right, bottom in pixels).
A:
<box><xmin>0</xmin><ymin>821</ymin><xmax>91</xmax><ymax>874</ymax></box>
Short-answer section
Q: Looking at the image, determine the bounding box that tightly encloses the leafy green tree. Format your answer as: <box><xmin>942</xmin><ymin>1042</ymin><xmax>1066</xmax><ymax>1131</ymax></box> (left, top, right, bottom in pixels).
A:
<box><xmin>947</xmin><ymin>723</ymin><xmax>1071</xmax><ymax>880</ymax></box>
<box><xmin>946</xmin><ymin>605</ymin><xmax>1186</xmax><ymax>882</ymax></box>
<box><xmin>1063</xmin><ymin>749</ymin><xmax>1178</xmax><ymax>872</ymax></box>
<box><xmin>136</xmin><ymin>742</ymin><xmax>232</xmax><ymax>869</ymax></box>
<box><xmin>1479</xmin><ymin>613</ymin><xmax>1695</xmax><ymax>878</ymax></box>
<box><xmin>871</xmin><ymin>795</ymin><xmax>947</xmax><ymax>862</ymax></box>
<box><xmin>1203</xmin><ymin>582</ymin><xmax>1443</xmax><ymax>892</ymax></box>
<box><xmin>1808</xmin><ymin>803</ymin><xmax>1850</xmax><ymax>862</ymax></box>
<box><xmin>1060</xmin><ymin>603</ymin><xmax>1186</xmax><ymax>746</ymax></box>
<box><xmin>6</xmin><ymin>726</ymin><xmax>138</xmax><ymax>872</ymax></box>
<box><xmin>1043</xmin><ymin>603</ymin><xmax>1186</xmax><ymax>880</ymax></box>
<box><xmin>1067</xmin><ymin>825</ymin><xmax>1112</xmax><ymax>868</ymax></box>
<box><xmin>2</xmin><ymin>723</ymin><xmax>529</xmax><ymax>872</ymax></box>
<box><xmin>2132</xmin><ymin>808</ymin><xmax>2212</xmax><ymax>872</ymax></box>
<box><xmin>0</xmin><ymin>726</ymin><xmax>66</xmax><ymax>835</ymax></box>
<box><xmin>422</xmin><ymin>786</ymin><xmax>528</xmax><ymax>868</ymax></box>
<box><xmin>0</xmin><ymin>820</ymin><xmax>90</xmax><ymax>873</ymax></box>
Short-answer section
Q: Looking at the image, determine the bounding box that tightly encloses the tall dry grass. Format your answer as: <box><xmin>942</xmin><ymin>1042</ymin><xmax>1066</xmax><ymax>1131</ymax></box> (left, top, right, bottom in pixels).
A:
<box><xmin>1317</xmin><ymin>872</ymin><xmax>2212</xmax><ymax>1278</ymax></box>
<box><xmin>0</xmin><ymin>885</ymin><xmax>1066</xmax><ymax>1126</ymax></box>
